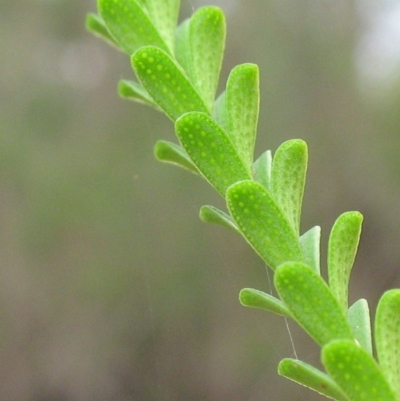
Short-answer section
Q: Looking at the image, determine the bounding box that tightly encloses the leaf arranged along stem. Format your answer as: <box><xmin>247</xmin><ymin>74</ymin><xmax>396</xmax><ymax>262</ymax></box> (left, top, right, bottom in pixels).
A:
<box><xmin>322</xmin><ymin>340</ymin><xmax>397</xmax><ymax>401</ymax></box>
<box><xmin>141</xmin><ymin>0</ymin><xmax>180</xmax><ymax>54</ymax></box>
<box><xmin>175</xmin><ymin>112</ymin><xmax>251</xmax><ymax>196</ymax></box>
<box><xmin>132</xmin><ymin>46</ymin><xmax>208</xmax><ymax>121</ymax></box>
<box><xmin>327</xmin><ymin>211</ymin><xmax>363</xmax><ymax>314</ymax></box>
<box><xmin>199</xmin><ymin>205</ymin><xmax>239</xmax><ymax>233</ymax></box>
<box><xmin>85</xmin><ymin>13</ymin><xmax>120</xmax><ymax>49</ymax></box>
<box><xmin>348</xmin><ymin>298</ymin><xmax>372</xmax><ymax>355</ymax></box>
<box><xmin>299</xmin><ymin>226</ymin><xmax>321</xmax><ymax>275</ymax></box>
<box><xmin>186</xmin><ymin>7</ymin><xmax>226</xmax><ymax>112</ymax></box>
<box><xmin>226</xmin><ymin>180</ymin><xmax>304</xmax><ymax>270</ymax></box>
<box><xmin>98</xmin><ymin>0</ymin><xmax>169</xmax><ymax>55</ymax></box>
<box><xmin>226</xmin><ymin>63</ymin><xmax>260</xmax><ymax>174</ymax></box>
<box><xmin>375</xmin><ymin>289</ymin><xmax>400</xmax><ymax>399</ymax></box>
<box><xmin>253</xmin><ymin>150</ymin><xmax>272</xmax><ymax>192</ymax></box>
<box><xmin>239</xmin><ymin>288</ymin><xmax>291</xmax><ymax>317</ymax></box>
<box><xmin>118</xmin><ymin>79</ymin><xmax>160</xmax><ymax>108</ymax></box>
<box><xmin>154</xmin><ymin>140</ymin><xmax>199</xmax><ymax>173</ymax></box>
<box><xmin>278</xmin><ymin>358</ymin><xmax>349</xmax><ymax>401</ymax></box>
<box><xmin>271</xmin><ymin>139</ymin><xmax>308</xmax><ymax>235</ymax></box>
<box><xmin>275</xmin><ymin>262</ymin><xmax>354</xmax><ymax>346</ymax></box>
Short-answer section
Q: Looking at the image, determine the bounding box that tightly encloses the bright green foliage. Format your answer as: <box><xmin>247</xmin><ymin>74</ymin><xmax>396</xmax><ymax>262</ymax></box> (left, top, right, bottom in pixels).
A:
<box><xmin>239</xmin><ymin>288</ymin><xmax>291</xmax><ymax>317</ymax></box>
<box><xmin>132</xmin><ymin>46</ymin><xmax>208</xmax><ymax>121</ymax></box>
<box><xmin>275</xmin><ymin>262</ymin><xmax>354</xmax><ymax>346</ymax></box>
<box><xmin>86</xmin><ymin>13</ymin><xmax>120</xmax><ymax>49</ymax></box>
<box><xmin>118</xmin><ymin>79</ymin><xmax>159</xmax><ymax>108</ymax></box>
<box><xmin>175</xmin><ymin>7</ymin><xmax>225</xmax><ymax>112</ymax></box>
<box><xmin>375</xmin><ymin>289</ymin><xmax>400</xmax><ymax>398</ymax></box>
<box><xmin>328</xmin><ymin>211</ymin><xmax>363</xmax><ymax>313</ymax></box>
<box><xmin>199</xmin><ymin>205</ymin><xmax>239</xmax><ymax>233</ymax></box>
<box><xmin>154</xmin><ymin>140</ymin><xmax>198</xmax><ymax>173</ymax></box>
<box><xmin>226</xmin><ymin>180</ymin><xmax>303</xmax><ymax>269</ymax></box>
<box><xmin>98</xmin><ymin>0</ymin><xmax>169</xmax><ymax>55</ymax></box>
<box><xmin>299</xmin><ymin>225</ymin><xmax>321</xmax><ymax>274</ymax></box>
<box><xmin>139</xmin><ymin>0</ymin><xmax>180</xmax><ymax>53</ymax></box>
<box><xmin>271</xmin><ymin>139</ymin><xmax>308</xmax><ymax>235</ymax></box>
<box><xmin>87</xmin><ymin>2</ymin><xmax>400</xmax><ymax>400</ymax></box>
<box><xmin>175</xmin><ymin>112</ymin><xmax>251</xmax><ymax>195</ymax></box>
<box><xmin>348</xmin><ymin>298</ymin><xmax>372</xmax><ymax>355</ymax></box>
<box><xmin>225</xmin><ymin>64</ymin><xmax>260</xmax><ymax>174</ymax></box>
<box><xmin>278</xmin><ymin>358</ymin><xmax>349</xmax><ymax>401</ymax></box>
<box><xmin>322</xmin><ymin>340</ymin><xmax>398</xmax><ymax>401</ymax></box>
<box><xmin>253</xmin><ymin>150</ymin><xmax>272</xmax><ymax>192</ymax></box>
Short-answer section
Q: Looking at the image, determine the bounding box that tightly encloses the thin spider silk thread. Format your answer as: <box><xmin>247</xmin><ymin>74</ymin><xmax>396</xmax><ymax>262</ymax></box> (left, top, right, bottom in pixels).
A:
<box><xmin>265</xmin><ymin>264</ymin><xmax>298</xmax><ymax>360</ymax></box>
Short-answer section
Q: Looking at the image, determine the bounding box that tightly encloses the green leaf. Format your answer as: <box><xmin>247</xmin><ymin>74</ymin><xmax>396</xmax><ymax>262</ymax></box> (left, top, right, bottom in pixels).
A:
<box><xmin>299</xmin><ymin>226</ymin><xmax>321</xmax><ymax>275</ymax></box>
<box><xmin>97</xmin><ymin>0</ymin><xmax>169</xmax><ymax>55</ymax></box>
<box><xmin>85</xmin><ymin>13</ymin><xmax>120</xmax><ymax>49</ymax></box>
<box><xmin>212</xmin><ymin>91</ymin><xmax>228</xmax><ymax>132</ymax></box>
<box><xmin>154</xmin><ymin>140</ymin><xmax>198</xmax><ymax>173</ymax></box>
<box><xmin>328</xmin><ymin>211</ymin><xmax>363</xmax><ymax>314</ymax></box>
<box><xmin>187</xmin><ymin>6</ymin><xmax>226</xmax><ymax>111</ymax></box>
<box><xmin>275</xmin><ymin>262</ymin><xmax>354</xmax><ymax>346</ymax></box>
<box><xmin>175</xmin><ymin>112</ymin><xmax>251</xmax><ymax>196</ymax></box>
<box><xmin>271</xmin><ymin>139</ymin><xmax>308</xmax><ymax>235</ymax></box>
<box><xmin>239</xmin><ymin>288</ymin><xmax>291</xmax><ymax>317</ymax></box>
<box><xmin>118</xmin><ymin>80</ymin><xmax>159</xmax><ymax>109</ymax></box>
<box><xmin>322</xmin><ymin>340</ymin><xmax>397</xmax><ymax>401</ymax></box>
<box><xmin>226</xmin><ymin>63</ymin><xmax>259</xmax><ymax>173</ymax></box>
<box><xmin>142</xmin><ymin>0</ymin><xmax>180</xmax><ymax>54</ymax></box>
<box><xmin>175</xmin><ymin>18</ymin><xmax>191</xmax><ymax>75</ymax></box>
<box><xmin>253</xmin><ymin>150</ymin><xmax>272</xmax><ymax>192</ymax></box>
<box><xmin>132</xmin><ymin>46</ymin><xmax>208</xmax><ymax>121</ymax></box>
<box><xmin>226</xmin><ymin>181</ymin><xmax>303</xmax><ymax>269</ymax></box>
<box><xmin>278</xmin><ymin>358</ymin><xmax>349</xmax><ymax>401</ymax></box>
<box><xmin>199</xmin><ymin>205</ymin><xmax>239</xmax><ymax>233</ymax></box>
<box><xmin>348</xmin><ymin>299</ymin><xmax>372</xmax><ymax>355</ymax></box>
<box><xmin>375</xmin><ymin>289</ymin><xmax>400</xmax><ymax>398</ymax></box>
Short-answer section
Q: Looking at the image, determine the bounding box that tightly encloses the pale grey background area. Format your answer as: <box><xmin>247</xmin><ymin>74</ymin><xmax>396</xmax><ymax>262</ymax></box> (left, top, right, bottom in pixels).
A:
<box><xmin>1</xmin><ymin>1</ymin><xmax>400</xmax><ymax>400</ymax></box>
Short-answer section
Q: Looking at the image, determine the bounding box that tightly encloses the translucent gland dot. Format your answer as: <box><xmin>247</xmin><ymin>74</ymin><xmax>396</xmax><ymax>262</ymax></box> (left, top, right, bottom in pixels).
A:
<box><xmin>146</xmin><ymin>69</ymin><xmax>152</xmax><ymax>74</ymax></box>
<box><xmin>149</xmin><ymin>57</ymin><xmax>155</xmax><ymax>63</ymax></box>
<box><xmin>157</xmin><ymin>65</ymin><xmax>163</xmax><ymax>71</ymax></box>
<box><xmin>141</xmin><ymin>52</ymin><xmax>148</xmax><ymax>59</ymax></box>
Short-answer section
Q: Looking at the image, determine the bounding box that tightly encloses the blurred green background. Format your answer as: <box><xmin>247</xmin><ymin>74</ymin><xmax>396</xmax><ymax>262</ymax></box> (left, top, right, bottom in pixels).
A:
<box><xmin>1</xmin><ymin>0</ymin><xmax>400</xmax><ymax>400</ymax></box>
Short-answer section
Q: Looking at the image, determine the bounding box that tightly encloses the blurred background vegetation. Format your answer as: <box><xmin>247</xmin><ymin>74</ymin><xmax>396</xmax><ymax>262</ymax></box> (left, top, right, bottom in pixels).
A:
<box><xmin>1</xmin><ymin>0</ymin><xmax>400</xmax><ymax>400</ymax></box>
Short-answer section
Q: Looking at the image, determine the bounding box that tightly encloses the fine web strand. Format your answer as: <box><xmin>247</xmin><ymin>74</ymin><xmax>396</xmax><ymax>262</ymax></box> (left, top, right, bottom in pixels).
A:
<box><xmin>265</xmin><ymin>264</ymin><xmax>298</xmax><ymax>360</ymax></box>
